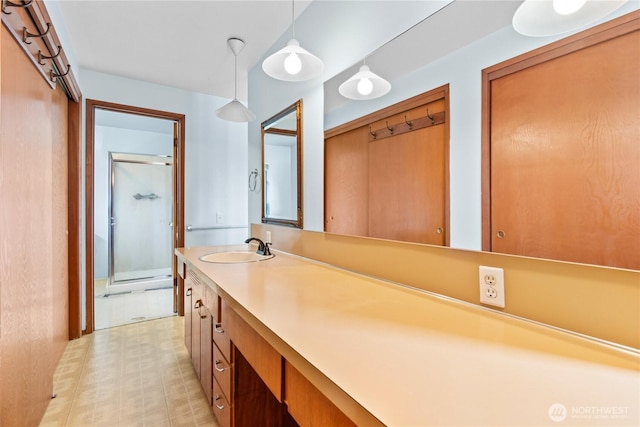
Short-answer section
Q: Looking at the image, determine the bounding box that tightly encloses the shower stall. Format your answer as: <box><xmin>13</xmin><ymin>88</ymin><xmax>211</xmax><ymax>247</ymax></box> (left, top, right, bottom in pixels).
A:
<box><xmin>107</xmin><ymin>152</ymin><xmax>174</xmax><ymax>295</ymax></box>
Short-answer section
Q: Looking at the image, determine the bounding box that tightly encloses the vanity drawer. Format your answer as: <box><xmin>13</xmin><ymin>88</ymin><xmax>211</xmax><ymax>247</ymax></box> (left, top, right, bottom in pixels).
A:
<box><xmin>214</xmin><ymin>300</ymin><xmax>232</xmax><ymax>362</ymax></box>
<box><xmin>213</xmin><ymin>377</ymin><xmax>232</xmax><ymax>427</ymax></box>
<box><xmin>213</xmin><ymin>342</ymin><xmax>232</xmax><ymax>401</ymax></box>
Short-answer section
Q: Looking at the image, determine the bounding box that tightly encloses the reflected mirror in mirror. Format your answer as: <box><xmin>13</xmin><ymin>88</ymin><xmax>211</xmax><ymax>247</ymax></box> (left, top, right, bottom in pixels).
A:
<box><xmin>262</xmin><ymin>100</ymin><xmax>302</xmax><ymax>228</ymax></box>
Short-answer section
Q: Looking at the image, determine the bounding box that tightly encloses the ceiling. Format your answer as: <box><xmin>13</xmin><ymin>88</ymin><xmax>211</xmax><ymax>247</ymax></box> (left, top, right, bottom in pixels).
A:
<box><xmin>55</xmin><ymin>0</ymin><xmax>313</xmax><ymax>102</ymax></box>
<box><xmin>56</xmin><ymin>0</ymin><xmax>521</xmax><ymax>104</ymax></box>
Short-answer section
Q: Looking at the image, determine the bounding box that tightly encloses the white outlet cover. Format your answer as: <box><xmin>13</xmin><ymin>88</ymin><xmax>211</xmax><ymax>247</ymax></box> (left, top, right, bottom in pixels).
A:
<box><xmin>479</xmin><ymin>266</ymin><xmax>505</xmax><ymax>308</ymax></box>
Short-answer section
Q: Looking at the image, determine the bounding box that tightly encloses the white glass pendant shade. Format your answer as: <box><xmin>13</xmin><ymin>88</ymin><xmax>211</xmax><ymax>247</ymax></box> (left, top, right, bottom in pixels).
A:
<box><xmin>338</xmin><ymin>64</ymin><xmax>391</xmax><ymax>100</ymax></box>
<box><xmin>553</xmin><ymin>0</ymin><xmax>587</xmax><ymax>15</ymax></box>
<box><xmin>262</xmin><ymin>39</ymin><xmax>324</xmax><ymax>81</ymax></box>
<box><xmin>513</xmin><ymin>0</ymin><xmax>627</xmax><ymax>37</ymax></box>
<box><xmin>216</xmin><ymin>99</ymin><xmax>256</xmax><ymax>122</ymax></box>
<box><xmin>216</xmin><ymin>37</ymin><xmax>255</xmax><ymax>122</ymax></box>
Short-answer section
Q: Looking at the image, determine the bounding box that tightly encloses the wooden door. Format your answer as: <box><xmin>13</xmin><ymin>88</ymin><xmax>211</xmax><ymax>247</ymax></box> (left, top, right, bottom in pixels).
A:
<box><xmin>368</xmin><ymin>122</ymin><xmax>446</xmax><ymax>244</ymax></box>
<box><xmin>488</xmin><ymin>26</ymin><xmax>639</xmax><ymax>269</ymax></box>
<box><xmin>324</xmin><ymin>126</ymin><xmax>369</xmax><ymax>235</ymax></box>
<box><xmin>1</xmin><ymin>24</ymin><xmax>69</xmax><ymax>426</ymax></box>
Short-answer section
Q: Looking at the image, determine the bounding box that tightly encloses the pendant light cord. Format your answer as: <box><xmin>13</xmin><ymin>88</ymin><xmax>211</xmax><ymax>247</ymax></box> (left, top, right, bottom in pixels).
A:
<box><xmin>291</xmin><ymin>0</ymin><xmax>295</xmax><ymax>39</ymax></box>
<box><xmin>234</xmin><ymin>50</ymin><xmax>238</xmax><ymax>100</ymax></box>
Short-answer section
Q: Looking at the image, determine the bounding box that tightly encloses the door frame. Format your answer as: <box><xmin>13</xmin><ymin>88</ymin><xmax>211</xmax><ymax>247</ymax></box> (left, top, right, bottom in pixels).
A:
<box><xmin>85</xmin><ymin>99</ymin><xmax>185</xmax><ymax>334</ymax></box>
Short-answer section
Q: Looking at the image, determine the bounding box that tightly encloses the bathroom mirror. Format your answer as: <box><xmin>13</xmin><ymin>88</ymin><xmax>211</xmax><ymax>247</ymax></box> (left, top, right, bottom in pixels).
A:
<box><xmin>262</xmin><ymin>100</ymin><xmax>303</xmax><ymax>228</ymax></box>
<box><xmin>319</xmin><ymin>1</ymin><xmax>639</xmax><ymax>270</ymax></box>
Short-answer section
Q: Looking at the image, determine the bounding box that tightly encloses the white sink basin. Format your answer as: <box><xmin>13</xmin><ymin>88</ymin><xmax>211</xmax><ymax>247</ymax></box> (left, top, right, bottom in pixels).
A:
<box><xmin>199</xmin><ymin>251</ymin><xmax>275</xmax><ymax>264</ymax></box>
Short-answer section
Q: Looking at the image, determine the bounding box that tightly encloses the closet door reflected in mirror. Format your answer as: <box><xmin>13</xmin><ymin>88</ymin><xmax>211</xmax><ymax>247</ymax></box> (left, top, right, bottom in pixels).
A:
<box><xmin>325</xmin><ymin>86</ymin><xmax>450</xmax><ymax>246</ymax></box>
<box><xmin>262</xmin><ymin>100</ymin><xmax>303</xmax><ymax>228</ymax></box>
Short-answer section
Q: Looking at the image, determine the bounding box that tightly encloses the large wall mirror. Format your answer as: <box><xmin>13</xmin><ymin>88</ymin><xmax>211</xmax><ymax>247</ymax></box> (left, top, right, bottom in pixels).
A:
<box><xmin>321</xmin><ymin>2</ymin><xmax>639</xmax><ymax>270</ymax></box>
<box><xmin>262</xmin><ymin>100</ymin><xmax>303</xmax><ymax>228</ymax></box>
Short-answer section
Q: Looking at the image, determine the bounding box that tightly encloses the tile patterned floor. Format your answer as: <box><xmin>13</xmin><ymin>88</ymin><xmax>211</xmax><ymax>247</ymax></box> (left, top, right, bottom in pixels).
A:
<box><xmin>39</xmin><ymin>316</ymin><xmax>218</xmax><ymax>427</ymax></box>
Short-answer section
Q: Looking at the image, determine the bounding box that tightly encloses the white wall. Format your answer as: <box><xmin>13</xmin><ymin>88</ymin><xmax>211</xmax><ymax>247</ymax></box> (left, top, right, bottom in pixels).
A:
<box><xmin>250</xmin><ymin>0</ymin><xmax>639</xmax><ymax>248</ymax></box>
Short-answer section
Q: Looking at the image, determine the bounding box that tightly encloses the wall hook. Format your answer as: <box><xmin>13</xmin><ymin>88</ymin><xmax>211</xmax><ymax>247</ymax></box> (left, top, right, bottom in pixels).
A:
<box><xmin>385</xmin><ymin>120</ymin><xmax>394</xmax><ymax>134</ymax></box>
<box><xmin>426</xmin><ymin>109</ymin><xmax>435</xmax><ymax>125</ymax></box>
<box><xmin>404</xmin><ymin>115</ymin><xmax>413</xmax><ymax>129</ymax></box>
<box><xmin>38</xmin><ymin>45</ymin><xmax>62</xmax><ymax>65</ymax></box>
<box><xmin>23</xmin><ymin>22</ymin><xmax>51</xmax><ymax>45</ymax></box>
<box><xmin>50</xmin><ymin>64</ymin><xmax>70</xmax><ymax>83</ymax></box>
<box><xmin>2</xmin><ymin>0</ymin><xmax>33</xmax><ymax>15</ymax></box>
<box><xmin>369</xmin><ymin>125</ymin><xmax>377</xmax><ymax>139</ymax></box>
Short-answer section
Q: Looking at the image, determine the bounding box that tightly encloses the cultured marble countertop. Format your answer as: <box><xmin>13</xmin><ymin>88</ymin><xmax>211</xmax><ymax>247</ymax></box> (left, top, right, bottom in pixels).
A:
<box><xmin>176</xmin><ymin>245</ymin><xmax>639</xmax><ymax>426</ymax></box>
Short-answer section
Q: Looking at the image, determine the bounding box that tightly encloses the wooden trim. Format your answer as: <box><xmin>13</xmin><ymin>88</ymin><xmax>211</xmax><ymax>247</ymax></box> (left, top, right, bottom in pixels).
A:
<box><xmin>480</xmin><ymin>10</ymin><xmax>640</xmax><ymax>252</ymax></box>
<box><xmin>84</xmin><ymin>99</ymin><xmax>186</xmax><ymax>333</ymax></box>
<box><xmin>443</xmin><ymin>89</ymin><xmax>451</xmax><ymax>248</ymax></box>
<box><xmin>324</xmin><ymin>85</ymin><xmax>449</xmax><ymax>139</ymax></box>
<box><xmin>67</xmin><ymin>98</ymin><xmax>82</xmax><ymax>339</ymax></box>
<box><xmin>85</xmin><ymin>101</ymin><xmax>95</xmax><ymax>334</ymax></box>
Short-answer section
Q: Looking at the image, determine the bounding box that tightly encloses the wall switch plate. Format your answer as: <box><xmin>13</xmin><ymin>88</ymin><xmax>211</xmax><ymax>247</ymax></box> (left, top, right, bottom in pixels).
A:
<box><xmin>479</xmin><ymin>266</ymin><xmax>505</xmax><ymax>308</ymax></box>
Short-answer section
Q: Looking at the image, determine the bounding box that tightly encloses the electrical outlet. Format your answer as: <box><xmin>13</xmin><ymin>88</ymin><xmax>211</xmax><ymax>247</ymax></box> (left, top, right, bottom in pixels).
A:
<box><xmin>479</xmin><ymin>266</ymin><xmax>505</xmax><ymax>308</ymax></box>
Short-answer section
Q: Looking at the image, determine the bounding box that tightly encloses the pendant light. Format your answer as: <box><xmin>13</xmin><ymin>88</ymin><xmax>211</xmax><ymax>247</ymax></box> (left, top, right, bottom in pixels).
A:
<box><xmin>512</xmin><ymin>0</ymin><xmax>627</xmax><ymax>37</ymax></box>
<box><xmin>338</xmin><ymin>60</ymin><xmax>391</xmax><ymax>101</ymax></box>
<box><xmin>216</xmin><ymin>37</ymin><xmax>256</xmax><ymax>122</ymax></box>
<box><xmin>262</xmin><ymin>0</ymin><xmax>324</xmax><ymax>81</ymax></box>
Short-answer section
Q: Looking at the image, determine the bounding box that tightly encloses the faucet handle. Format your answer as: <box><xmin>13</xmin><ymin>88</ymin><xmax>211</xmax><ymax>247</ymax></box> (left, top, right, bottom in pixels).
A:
<box><xmin>263</xmin><ymin>242</ymin><xmax>272</xmax><ymax>256</ymax></box>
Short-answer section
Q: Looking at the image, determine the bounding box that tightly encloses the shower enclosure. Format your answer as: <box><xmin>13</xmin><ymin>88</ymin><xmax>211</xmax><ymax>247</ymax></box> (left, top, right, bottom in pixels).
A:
<box><xmin>107</xmin><ymin>152</ymin><xmax>174</xmax><ymax>295</ymax></box>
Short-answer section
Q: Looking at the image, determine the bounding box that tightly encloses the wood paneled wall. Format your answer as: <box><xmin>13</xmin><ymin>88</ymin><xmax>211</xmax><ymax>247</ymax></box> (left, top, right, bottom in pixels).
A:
<box><xmin>0</xmin><ymin>23</ymin><xmax>69</xmax><ymax>426</ymax></box>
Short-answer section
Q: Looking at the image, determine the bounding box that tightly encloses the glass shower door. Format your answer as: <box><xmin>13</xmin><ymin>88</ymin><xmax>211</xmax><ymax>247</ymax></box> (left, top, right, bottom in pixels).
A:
<box><xmin>108</xmin><ymin>153</ymin><xmax>173</xmax><ymax>293</ymax></box>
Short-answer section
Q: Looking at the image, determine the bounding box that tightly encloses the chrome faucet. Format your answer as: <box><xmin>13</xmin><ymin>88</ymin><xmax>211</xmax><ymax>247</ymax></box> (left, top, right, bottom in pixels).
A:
<box><xmin>244</xmin><ymin>237</ymin><xmax>271</xmax><ymax>256</ymax></box>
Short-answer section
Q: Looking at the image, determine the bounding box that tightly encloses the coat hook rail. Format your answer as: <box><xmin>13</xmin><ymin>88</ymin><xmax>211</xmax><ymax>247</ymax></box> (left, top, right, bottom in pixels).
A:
<box><xmin>50</xmin><ymin>64</ymin><xmax>70</xmax><ymax>83</ymax></box>
<box><xmin>38</xmin><ymin>45</ymin><xmax>61</xmax><ymax>65</ymax></box>
<box><xmin>2</xmin><ymin>0</ymin><xmax>33</xmax><ymax>15</ymax></box>
<box><xmin>368</xmin><ymin>110</ymin><xmax>446</xmax><ymax>142</ymax></box>
<box><xmin>23</xmin><ymin>22</ymin><xmax>50</xmax><ymax>44</ymax></box>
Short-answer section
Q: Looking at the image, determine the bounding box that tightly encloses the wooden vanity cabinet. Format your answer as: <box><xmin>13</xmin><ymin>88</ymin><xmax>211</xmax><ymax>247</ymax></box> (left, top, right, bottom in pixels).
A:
<box><xmin>183</xmin><ymin>267</ymin><xmax>355</xmax><ymax>427</ymax></box>
<box><xmin>185</xmin><ymin>268</ymin><xmax>216</xmax><ymax>405</ymax></box>
<box><xmin>223</xmin><ymin>300</ymin><xmax>282</xmax><ymax>401</ymax></box>
<box><xmin>285</xmin><ymin>362</ymin><xmax>356</xmax><ymax>427</ymax></box>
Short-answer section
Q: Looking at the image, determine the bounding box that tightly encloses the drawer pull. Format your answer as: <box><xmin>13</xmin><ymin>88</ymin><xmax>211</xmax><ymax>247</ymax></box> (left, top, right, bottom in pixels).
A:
<box><xmin>214</xmin><ymin>323</ymin><xmax>224</xmax><ymax>334</ymax></box>
<box><xmin>186</xmin><ymin>287</ymin><xmax>192</xmax><ymax>296</ymax></box>
<box><xmin>194</xmin><ymin>299</ymin><xmax>203</xmax><ymax>309</ymax></box>
<box><xmin>214</xmin><ymin>395</ymin><xmax>225</xmax><ymax>410</ymax></box>
<box><xmin>214</xmin><ymin>360</ymin><xmax>226</xmax><ymax>372</ymax></box>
